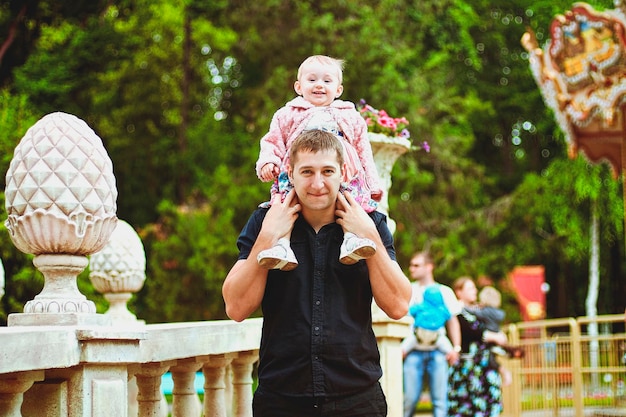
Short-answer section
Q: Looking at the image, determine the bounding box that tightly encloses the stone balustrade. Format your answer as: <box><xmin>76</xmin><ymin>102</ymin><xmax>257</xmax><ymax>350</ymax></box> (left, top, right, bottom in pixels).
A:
<box><xmin>0</xmin><ymin>316</ymin><xmax>407</xmax><ymax>416</ymax></box>
<box><xmin>0</xmin><ymin>319</ymin><xmax>262</xmax><ymax>416</ymax></box>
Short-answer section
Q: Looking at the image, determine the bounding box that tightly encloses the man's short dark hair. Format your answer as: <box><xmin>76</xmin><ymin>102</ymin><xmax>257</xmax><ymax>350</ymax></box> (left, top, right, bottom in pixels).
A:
<box><xmin>289</xmin><ymin>129</ymin><xmax>345</xmax><ymax>167</ymax></box>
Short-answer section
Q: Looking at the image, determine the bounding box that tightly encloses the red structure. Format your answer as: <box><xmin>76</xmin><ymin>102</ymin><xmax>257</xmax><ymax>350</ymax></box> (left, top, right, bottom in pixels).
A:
<box><xmin>509</xmin><ymin>265</ymin><xmax>547</xmax><ymax>321</ymax></box>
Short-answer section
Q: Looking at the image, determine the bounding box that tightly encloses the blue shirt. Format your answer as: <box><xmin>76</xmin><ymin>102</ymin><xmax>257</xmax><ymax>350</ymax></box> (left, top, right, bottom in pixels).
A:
<box><xmin>236</xmin><ymin>208</ymin><xmax>395</xmax><ymax>399</ymax></box>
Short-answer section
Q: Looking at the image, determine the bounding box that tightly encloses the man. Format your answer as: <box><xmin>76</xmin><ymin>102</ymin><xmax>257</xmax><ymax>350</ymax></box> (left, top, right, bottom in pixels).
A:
<box><xmin>222</xmin><ymin>129</ymin><xmax>412</xmax><ymax>417</ymax></box>
<box><xmin>402</xmin><ymin>251</ymin><xmax>462</xmax><ymax>417</ymax></box>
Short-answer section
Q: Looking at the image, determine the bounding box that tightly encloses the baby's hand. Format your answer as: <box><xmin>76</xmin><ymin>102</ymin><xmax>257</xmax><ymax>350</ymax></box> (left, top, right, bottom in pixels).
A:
<box><xmin>260</xmin><ymin>163</ymin><xmax>279</xmax><ymax>182</ymax></box>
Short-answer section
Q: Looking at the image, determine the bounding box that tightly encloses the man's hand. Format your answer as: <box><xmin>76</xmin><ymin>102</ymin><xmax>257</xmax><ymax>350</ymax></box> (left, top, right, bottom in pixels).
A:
<box><xmin>446</xmin><ymin>350</ymin><xmax>460</xmax><ymax>365</ymax></box>
<box><xmin>259</xmin><ymin>189</ymin><xmax>301</xmax><ymax>245</ymax></box>
<box><xmin>334</xmin><ymin>191</ymin><xmax>376</xmax><ymax>237</ymax></box>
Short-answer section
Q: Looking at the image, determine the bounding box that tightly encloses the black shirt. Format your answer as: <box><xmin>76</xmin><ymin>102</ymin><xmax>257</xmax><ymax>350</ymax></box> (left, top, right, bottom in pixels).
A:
<box><xmin>457</xmin><ymin>308</ymin><xmax>487</xmax><ymax>353</ymax></box>
<box><xmin>237</xmin><ymin>208</ymin><xmax>395</xmax><ymax>399</ymax></box>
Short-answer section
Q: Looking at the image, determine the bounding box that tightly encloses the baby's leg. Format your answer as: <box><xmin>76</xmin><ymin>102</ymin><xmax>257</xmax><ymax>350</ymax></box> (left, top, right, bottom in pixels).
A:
<box><xmin>338</xmin><ymin>183</ymin><xmax>377</xmax><ymax>264</ymax></box>
<box><xmin>257</xmin><ymin>172</ymin><xmax>298</xmax><ymax>271</ymax></box>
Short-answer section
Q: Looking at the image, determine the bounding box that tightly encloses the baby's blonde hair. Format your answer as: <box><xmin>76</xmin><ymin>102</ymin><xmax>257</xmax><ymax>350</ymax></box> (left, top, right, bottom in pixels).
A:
<box><xmin>478</xmin><ymin>286</ymin><xmax>502</xmax><ymax>308</ymax></box>
<box><xmin>297</xmin><ymin>55</ymin><xmax>345</xmax><ymax>83</ymax></box>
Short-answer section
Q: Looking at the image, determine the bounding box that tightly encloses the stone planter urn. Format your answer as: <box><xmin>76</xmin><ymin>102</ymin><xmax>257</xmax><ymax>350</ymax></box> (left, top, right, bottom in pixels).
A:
<box><xmin>369</xmin><ymin>132</ymin><xmax>411</xmax><ymax>235</ymax></box>
<box><xmin>4</xmin><ymin>112</ymin><xmax>118</xmax><ymax>326</ymax></box>
<box><xmin>89</xmin><ymin>219</ymin><xmax>146</xmax><ymax>324</ymax></box>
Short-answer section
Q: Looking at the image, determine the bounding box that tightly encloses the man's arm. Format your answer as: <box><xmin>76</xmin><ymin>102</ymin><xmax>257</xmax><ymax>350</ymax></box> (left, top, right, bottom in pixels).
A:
<box><xmin>366</xmin><ymin>237</ymin><xmax>412</xmax><ymax>319</ymax></box>
<box><xmin>222</xmin><ymin>192</ymin><xmax>300</xmax><ymax>322</ymax></box>
<box><xmin>335</xmin><ymin>192</ymin><xmax>411</xmax><ymax>320</ymax></box>
<box><xmin>445</xmin><ymin>315</ymin><xmax>461</xmax><ymax>364</ymax></box>
<box><xmin>222</xmin><ymin>257</ymin><xmax>268</xmax><ymax>322</ymax></box>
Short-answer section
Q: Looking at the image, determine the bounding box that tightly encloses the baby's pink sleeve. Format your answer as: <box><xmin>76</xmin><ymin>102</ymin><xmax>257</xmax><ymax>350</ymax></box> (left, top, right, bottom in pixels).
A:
<box><xmin>256</xmin><ymin>111</ymin><xmax>288</xmax><ymax>179</ymax></box>
<box><xmin>352</xmin><ymin>117</ymin><xmax>383</xmax><ymax>198</ymax></box>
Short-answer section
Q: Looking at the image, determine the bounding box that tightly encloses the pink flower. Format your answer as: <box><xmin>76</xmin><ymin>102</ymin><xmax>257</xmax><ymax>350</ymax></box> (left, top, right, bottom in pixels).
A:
<box><xmin>357</xmin><ymin>99</ymin><xmax>412</xmax><ymax>140</ymax></box>
<box><xmin>377</xmin><ymin>116</ymin><xmax>396</xmax><ymax>129</ymax></box>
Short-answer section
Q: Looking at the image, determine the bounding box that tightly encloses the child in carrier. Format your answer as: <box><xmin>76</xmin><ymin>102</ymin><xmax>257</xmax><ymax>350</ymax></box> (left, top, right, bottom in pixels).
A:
<box><xmin>402</xmin><ymin>284</ymin><xmax>453</xmax><ymax>354</ymax></box>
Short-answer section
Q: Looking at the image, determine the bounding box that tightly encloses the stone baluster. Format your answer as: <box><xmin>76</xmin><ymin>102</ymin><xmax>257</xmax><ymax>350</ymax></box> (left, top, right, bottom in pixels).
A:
<box><xmin>0</xmin><ymin>371</ymin><xmax>44</xmax><ymax>417</ymax></box>
<box><xmin>4</xmin><ymin>112</ymin><xmax>118</xmax><ymax>327</ymax></box>
<box><xmin>230</xmin><ymin>351</ymin><xmax>258</xmax><ymax>417</ymax></box>
<box><xmin>201</xmin><ymin>354</ymin><xmax>234</xmax><ymax>417</ymax></box>
<box><xmin>89</xmin><ymin>219</ymin><xmax>146</xmax><ymax>325</ymax></box>
<box><xmin>135</xmin><ymin>363</ymin><xmax>171</xmax><ymax>417</ymax></box>
<box><xmin>89</xmin><ymin>218</ymin><xmax>150</xmax><ymax>416</ymax></box>
<box><xmin>170</xmin><ymin>361</ymin><xmax>202</xmax><ymax>417</ymax></box>
<box><xmin>372</xmin><ymin>314</ymin><xmax>411</xmax><ymax>417</ymax></box>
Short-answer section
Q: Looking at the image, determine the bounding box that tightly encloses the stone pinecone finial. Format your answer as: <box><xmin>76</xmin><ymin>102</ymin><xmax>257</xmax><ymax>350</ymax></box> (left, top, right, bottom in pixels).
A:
<box><xmin>5</xmin><ymin>112</ymin><xmax>118</xmax><ymax>256</ymax></box>
<box><xmin>90</xmin><ymin>219</ymin><xmax>146</xmax><ymax>294</ymax></box>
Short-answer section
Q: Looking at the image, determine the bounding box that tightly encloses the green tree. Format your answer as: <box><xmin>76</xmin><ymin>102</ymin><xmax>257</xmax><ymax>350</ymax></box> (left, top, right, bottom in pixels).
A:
<box><xmin>0</xmin><ymin>0</ymin><xmax>113</xmax><ymax>86</ymax></box>
<box><xmin>0</xmin><ymin>0</ymin><xmax>624</xmax><ymax>323</ymax></box>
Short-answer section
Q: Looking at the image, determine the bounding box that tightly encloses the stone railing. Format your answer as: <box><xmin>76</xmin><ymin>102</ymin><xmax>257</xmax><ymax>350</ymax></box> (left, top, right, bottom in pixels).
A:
<box><xmin>0</xmin><ymin>315</ymin><xmax>408</xmax><ymax>417</ymax></box>
<box><xmin>0</xmin><ymin>319</ymin><xmax>261</xmax><ymax>416</ymax></box>
<box><xmin>0</xmin><ymin>113</ymin><xmax>411</xmax><ymax>417</ymax></box>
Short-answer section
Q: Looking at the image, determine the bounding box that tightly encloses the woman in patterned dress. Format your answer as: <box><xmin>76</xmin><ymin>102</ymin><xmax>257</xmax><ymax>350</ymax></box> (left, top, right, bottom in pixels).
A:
<box><xmin>448</xmin><ymin>277</ymin><xmax>508</xmax><ymax>417</ymax></box>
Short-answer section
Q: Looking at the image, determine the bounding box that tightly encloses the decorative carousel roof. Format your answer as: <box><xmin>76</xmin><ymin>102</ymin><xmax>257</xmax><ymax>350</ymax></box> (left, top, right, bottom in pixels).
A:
<box><xmin>522</xmin><ymin>2</ymin><xmax>626</xmax><ymax>173</ymax></box>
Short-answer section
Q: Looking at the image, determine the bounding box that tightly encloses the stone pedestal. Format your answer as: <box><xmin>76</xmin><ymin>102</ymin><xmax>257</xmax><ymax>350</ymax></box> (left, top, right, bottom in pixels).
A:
<box><xmin>369</xmin><ymin>132</ymin><xmax>411</xmax><ymax>234</ymax></box>
<box><xmin>8</xmin><ymin>255</ymin><xmax>111</xmax><ymax>327</ymax></box>
<box><xmin>4</xmin><ymin>112</ymin><xmax>118</xmax><ymax>327</ymax></box>
<box><xmin>369</xmin><ymin>132</ymin><xmax>413</xmax><ymax>417</ymax></box>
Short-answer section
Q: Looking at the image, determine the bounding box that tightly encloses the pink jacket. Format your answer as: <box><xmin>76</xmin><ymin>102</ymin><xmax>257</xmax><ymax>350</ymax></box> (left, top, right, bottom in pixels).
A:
<box><xmin>255</xmin><ymin>97</ymin><xmax>382</xmax><ymax>197</ymax></box>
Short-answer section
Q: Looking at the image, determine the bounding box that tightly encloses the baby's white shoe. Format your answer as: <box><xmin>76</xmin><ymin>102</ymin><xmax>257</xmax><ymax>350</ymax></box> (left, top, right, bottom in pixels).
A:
<box><xmin>339</xmin><ymin>232</ymin><xmax>376</xmax><ymax>265</ymax></box>
<box><xmin>257</xmin><ymin>238</ymin><xmax>298</xmax><ymax>271</ymax></box>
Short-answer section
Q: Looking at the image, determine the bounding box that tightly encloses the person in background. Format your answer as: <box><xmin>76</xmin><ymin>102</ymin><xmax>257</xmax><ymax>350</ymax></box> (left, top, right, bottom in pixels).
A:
<box><xmin>448</xmin><ymin>277</ymin><xmax>509</xmax><ymax>417</ymax></box>
<box><xmin>401</xmin><ymin>250</ymin><xmax>462</xmax><ymax>417</ymax></box>
<box><xmin>465</xmin><ymin>285</ymin><xmax>517</xmax><ymax>386</ymax></box>
<box><xmin>223</xmin><ymin>130</ymin><xmax>411</xmax><ymax>417</ymax></box>
<box><xmin>470</xmin><ymin>285</ymin><xmax>525</xmax><ymax>366</ymax></box>
<box><xmin>255</xmin><ymin>55</ymin><xmax>383</xmax><ymax>271</ymax></box>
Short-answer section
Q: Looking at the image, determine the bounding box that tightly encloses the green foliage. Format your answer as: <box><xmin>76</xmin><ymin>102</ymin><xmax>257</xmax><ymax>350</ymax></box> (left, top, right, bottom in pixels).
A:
<box><xmin>394</xmin><ymin>154</ymin><xmax>623</xmax><ymax>317</ymax></box>
<box><xmin>0</xmin><ymin>90</ymin><xmax>38</xmax><ymax>323</ymax></box>
<box><xmin>138</xmin><ymin>197</ymin><xmax>233</xmax><ymax>322</ymax></box>
<box><xmin>0</xmin><ymin>0</ymin><xmax>114</xmax><ymax>87</ymax></box>
<box><xmin>0</xmin><ymin>0</ymin><xmax>624</xmax><ymax>323</ymax></box>
<box><xmin>136</xmin><ymin>152</ymin><xmax>266</xmax><ymax>321</ymax></box>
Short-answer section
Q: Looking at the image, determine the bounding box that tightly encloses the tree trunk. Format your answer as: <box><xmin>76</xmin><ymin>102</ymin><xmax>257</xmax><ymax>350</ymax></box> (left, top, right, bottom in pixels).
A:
<box><xmin>0</xmin><ymin>5</ymin><xmax>27</xmax><ymax>64</ymax></box>
<box><xmin>587</xmin><ymin>198</ymin><xmax>600</xmax><ymax>388</ymax></box>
